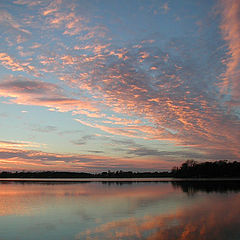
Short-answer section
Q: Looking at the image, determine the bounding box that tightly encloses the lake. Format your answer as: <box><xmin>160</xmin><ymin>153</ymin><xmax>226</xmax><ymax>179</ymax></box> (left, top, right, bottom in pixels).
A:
<box><xmin>0</xmin><ymin>179</ymin><xmax>240</xmax><ymax>240</ymax></box>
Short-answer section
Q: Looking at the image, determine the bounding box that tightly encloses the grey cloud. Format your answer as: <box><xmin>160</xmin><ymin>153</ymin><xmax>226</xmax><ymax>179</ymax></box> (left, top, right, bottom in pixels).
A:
<box><xmin>71</xmin><ymin>139</ymin><xmax>86</xmax><ymax>145</ymax></box>
<box><xmin>58</xmin><ymin>130</ymin><xmax>83</xmax><ymax>135</ymax></box>
<box><xmin>0</xmin><ymin>77</ymin><xmax>61</xmax><ymax>95</ymax></box>
<box><xmin>88</xmin><ymin>150</ymin><xmax>104</xmax><ymax>154</ymax></box>
<box><xmin>111</xmin><ymin>138</ymin><xmax>208</xmax><ymax>159</ymax></box>
<box><xmin>71</xmin><ymin>134</ymin><xmax>97</xmax><ymax>145</ymax></box>
<box><xmin>111</xmin><ymin>139</ymin><xmax>138</xmax><ymax>146</ymax></box>
<box><xmin>0</xmin><ymin>113</ymin><xmax>8</xmax><ymax>118</ymax></box>
<box><xmin>32</xmin><ymin>125</ymin><xmax>57</xmax><ymax>133</ymax></box>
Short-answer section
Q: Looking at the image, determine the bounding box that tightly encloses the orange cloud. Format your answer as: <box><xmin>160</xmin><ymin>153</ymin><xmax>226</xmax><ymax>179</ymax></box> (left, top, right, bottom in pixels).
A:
<box><xmin>63</xmin><ymin>42</ymin><xmax>239</xmax><ymax>161</ymax></box>
<box><xmin>0</xmin><ymin>53</ymin><xmax>25</xmax><ymax>71</ymax></box>
<box><xmin>33</xmin><ymin>35</ymin><xmax>240</xmax><ymax>160</ymax></box>
<box><xmin>0</xmin><ymin>140</ymin><xmax>45</xmax><ymax>149</ymax></box>
<box><xmin>0</xmin><ymin>76</ymin><xmax>98</xmax><ymax>113</ymax></box>
<box><xmin>0</xmin><ymin>0</ymin><xmax>239</xmax><ymax>164</ymax></box>
<box><xmin>0</xmin><ymin>146</ymin><xmax>174</xmax><ymax>172</ymax></box>
<box><xmin>0</xmin><ymin>53</ymin><xmax>39</xmax><ymax>76</ymax></box>
<box><xmin>42</xmin><ymin>0</ymin><xmax>62</xmax><ymax>16</ymax></box>
<box><xmin>219</xmin><ymin>0</ymin><xmax>240</xmax><ymax>102</ymax></box>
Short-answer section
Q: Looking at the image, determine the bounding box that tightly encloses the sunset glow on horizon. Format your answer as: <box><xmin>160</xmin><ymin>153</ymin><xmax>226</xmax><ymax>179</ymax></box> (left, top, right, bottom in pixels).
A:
<box><xmin>0</xmin><ymin>0</ymin><xmax>239</xmax><ymax>172</ymax></box>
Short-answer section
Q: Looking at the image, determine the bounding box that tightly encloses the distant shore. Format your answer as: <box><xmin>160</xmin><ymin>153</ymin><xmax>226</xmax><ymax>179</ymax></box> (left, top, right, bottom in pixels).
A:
<box><xmin>0</xmin><ymin>171</ymin><xmax>172</xmax><ymax>179</ymax></box>
<box><xmin>1</xmin><ymin>160</ymin><xmax>239</xmax><ymax>180</ymax></box>
<box><xmin>0</xmin><ymin>171</ymin><xmax>173</xmax><ymax>181</ymax></box>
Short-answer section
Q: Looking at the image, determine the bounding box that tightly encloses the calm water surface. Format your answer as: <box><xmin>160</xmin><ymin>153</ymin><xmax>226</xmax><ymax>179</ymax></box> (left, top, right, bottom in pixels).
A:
<box><xmin>0</xmin><ymin>180</ymin><xmax>240</xmax><ymax>240</ymax></box>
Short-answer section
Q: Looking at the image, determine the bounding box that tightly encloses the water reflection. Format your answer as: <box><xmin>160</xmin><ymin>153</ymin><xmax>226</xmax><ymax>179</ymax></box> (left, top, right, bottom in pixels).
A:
<box><xmin>172</xmin><ymin>180</ymin><xmax>240</xmax><ymax>195</ymax></box>
<box><xmin>79</xmin><ymin>193</ymin><xmax>240</xmax><ymax>240</ymax></box>
<box><xmin>0</xmin><ymin>180</ymin><xmax>239</xmax><ymax>240</ymax></box>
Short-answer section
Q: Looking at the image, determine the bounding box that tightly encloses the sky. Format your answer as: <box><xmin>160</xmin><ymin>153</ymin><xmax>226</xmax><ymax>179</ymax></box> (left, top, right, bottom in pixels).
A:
<box><xmin>0</xmin><ymin>0</ymin><xmax>239</xmax><ymax>172</ymax></box>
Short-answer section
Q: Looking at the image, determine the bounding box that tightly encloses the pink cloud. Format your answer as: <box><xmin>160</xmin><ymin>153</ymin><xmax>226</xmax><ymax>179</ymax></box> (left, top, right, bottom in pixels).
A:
<box><xmin>0</xmin><ymin>146</ymin><xmax>173</xmax><ymax>172</ymax></box>
<box><xmin>219</xmin><ymin>0</ymin><xmax>240</xmax><ymax>102</ymax></box>
<box><xmin>0</xmin><ymin>76</ymin><xmax>98</xmax><ymax>112</ymax></box>
<box><xmin>0</xmin><ymin>53</ymin><xmax>39</xmax><ymax>76</ymax></box>
<box><xmin>0</xmin><ymin>0</ymin><xmax>239</xmax><ymax>164</ymax></box>
<box><xmin>0</xmin><ymin>10</ymin><xmax>31</xmax><ymax>34</ymax></box>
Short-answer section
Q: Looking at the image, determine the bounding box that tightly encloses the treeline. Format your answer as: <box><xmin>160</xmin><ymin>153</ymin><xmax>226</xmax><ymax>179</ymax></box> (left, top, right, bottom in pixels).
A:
<box><xmin>172</xmin><ymin>160</ymin><xmax>240</xmax><ymax>178</ymax></box>
<box><xmin>0</xmin><ymin>170</ymin><xmax>172</xmax><ymax>178</ymax></box>
<box><xmin>1</xmin><ymin>160</ymin><xmax>239</xmax><ymax>179</ymax></box>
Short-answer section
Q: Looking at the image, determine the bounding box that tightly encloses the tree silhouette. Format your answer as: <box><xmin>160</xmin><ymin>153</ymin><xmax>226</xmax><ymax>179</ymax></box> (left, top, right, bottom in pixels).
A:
<box><xmin>172</xmin><ymin>160</ymin><xmax>240</xmax><ymax>178</ymax></box>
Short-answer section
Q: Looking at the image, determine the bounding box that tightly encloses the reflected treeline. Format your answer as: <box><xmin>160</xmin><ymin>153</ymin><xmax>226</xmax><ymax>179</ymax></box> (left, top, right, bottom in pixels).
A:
<box><xmin>101</xmin><ymin>181</ymin><xmax>165</xmax><ymax>185</ymax></box>
<box><xmin>172</xmin><ymin>160</ymin><xmax>240</xmax><ymax>178</ymax></box>
<box><xmin>0</xmin><ymin>180</ymin><xmax>168</xmax><ymax>185</ymax></box>
<box><xmin>0</xmin><ymin>180</ymin><xmax>92</xmax><ymax>185</ymax></box>
<box><xmin>172</xmin><ymin>180</ymin><xmax>240</xmax><ymax>195</ymax></box>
